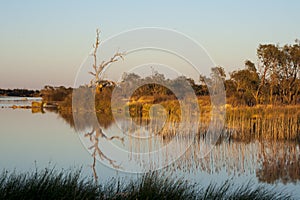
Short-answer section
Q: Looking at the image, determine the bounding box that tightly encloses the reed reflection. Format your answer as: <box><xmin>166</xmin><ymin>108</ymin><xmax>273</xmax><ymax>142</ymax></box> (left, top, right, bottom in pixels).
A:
<box><xmin>49</xmin><ymin>103</ymin><xmax>300</xmax><ymax>185</ymax></box>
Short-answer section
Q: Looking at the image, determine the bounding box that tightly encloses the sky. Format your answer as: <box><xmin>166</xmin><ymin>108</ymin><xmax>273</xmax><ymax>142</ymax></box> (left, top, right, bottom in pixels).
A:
<box><xmin>0</xmin><ymin>0</ymin><xmax>299</xmax><ymax>89</ymax></box>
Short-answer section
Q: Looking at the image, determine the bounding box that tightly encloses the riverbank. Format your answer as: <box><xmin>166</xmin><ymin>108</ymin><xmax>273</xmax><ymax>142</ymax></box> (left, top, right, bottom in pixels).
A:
<box><xmin>2</xmin><ymin>94</ymin><xmax>299</xmax><ymax>141</ymax></box>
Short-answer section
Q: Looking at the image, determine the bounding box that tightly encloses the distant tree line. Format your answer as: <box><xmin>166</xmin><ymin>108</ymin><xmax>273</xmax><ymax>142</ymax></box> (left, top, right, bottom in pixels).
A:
<box><xmin>0</xmin><ymin>88</ymin><xmax>40</xmax><ymax>97</ymax></box>
<box><xmin>40</xmin><ymin>40</ymin><xmax>300</xmax><ymax>107</ymax></box>
<box><xmin>114</xmin><ymin>71</ymin><xmax>209</xmax><ymax>100</ymax></box>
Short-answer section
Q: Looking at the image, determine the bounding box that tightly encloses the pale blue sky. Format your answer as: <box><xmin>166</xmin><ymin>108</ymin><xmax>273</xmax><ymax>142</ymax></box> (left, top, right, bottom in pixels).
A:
<box><xmin>0</xmin><ymin>0</ymin><xmax>299</xmax><ymax>89</ymax></box>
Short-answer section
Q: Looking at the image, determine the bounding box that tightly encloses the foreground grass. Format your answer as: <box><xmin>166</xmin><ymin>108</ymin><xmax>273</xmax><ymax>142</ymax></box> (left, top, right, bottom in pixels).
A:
<box><xmin>0</xmin><ymin>167</ymin><xmax>98</xmax><ymax>200</ymax></box>
<box><xmin>0</xmin><ymin>168</ymin><xmax>292</xmax><ymax>200</ymax></box>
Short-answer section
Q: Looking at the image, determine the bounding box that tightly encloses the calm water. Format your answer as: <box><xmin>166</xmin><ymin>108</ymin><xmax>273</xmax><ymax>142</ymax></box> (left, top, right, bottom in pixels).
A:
<box><xmin>0</xmin><ymin>97</ymin><xmax>299</xmax><ymax>198</ymax></box>
<box><xmin>0</xmin><ymin>96</ymin><xmax>42</xmax><ymax>107</ymax></box>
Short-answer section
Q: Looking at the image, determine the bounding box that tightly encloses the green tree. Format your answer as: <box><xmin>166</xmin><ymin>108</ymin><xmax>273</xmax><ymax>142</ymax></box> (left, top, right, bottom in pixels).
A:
<box><xmin>257</xmin><ymin>41</ymin><xmax>300</xmax><ymax>105</ymax></box>
<box><xmin>229</xmin><ymin>60</ymin><xmax>259</xmax><ymax>106</ymax></box>
<box><xmin>257</xmin><ymin>44</ymin><xmax>281</xmax><ymax>104</ymax></box>
<box><xmin>281</xmin><ymin>41</ymin><xmax>300</xmax><ymax>104</ymax></box>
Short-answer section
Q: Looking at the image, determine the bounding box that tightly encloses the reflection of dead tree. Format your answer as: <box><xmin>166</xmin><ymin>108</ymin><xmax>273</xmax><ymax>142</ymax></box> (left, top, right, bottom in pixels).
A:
<box><xmin>89</xmin><ymin>29</ymin><xmax>125</xmax><ymax>86</ymax></box>
<box><xmin>84</xmin><ymin>127</ymin><xmax>124</xmax><ymax>182</ymax></box>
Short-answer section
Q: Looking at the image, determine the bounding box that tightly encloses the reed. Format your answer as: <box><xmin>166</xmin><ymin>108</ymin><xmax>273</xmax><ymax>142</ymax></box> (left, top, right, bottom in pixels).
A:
<box><xmin>226</xmin><ymin>105</ymin><xmax>300</xmax><ymax>141</ymax></box>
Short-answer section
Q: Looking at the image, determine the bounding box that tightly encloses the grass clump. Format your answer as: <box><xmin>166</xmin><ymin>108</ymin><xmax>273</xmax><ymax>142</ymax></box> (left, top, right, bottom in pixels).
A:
<box><xmin>0</xmin><ymin>167</ymin><xmax>99</xmax><ymax>200</ymax></box>
<box><xmin>0</xmin><ymin>168</ymin><xmax>293</xmax><ymax>200</ymax></box>
<box><xmin>106</xmin><ymin>172</ymin><xmax>196</xmax><ymax>200</ymax></box>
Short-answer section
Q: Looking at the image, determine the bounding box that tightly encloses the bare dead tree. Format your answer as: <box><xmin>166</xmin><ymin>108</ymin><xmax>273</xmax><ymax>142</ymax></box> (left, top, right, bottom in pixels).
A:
<box><xmin>89</xmin><ymin>29</ymin><xmax>125</xmax><ymax>86</ymax></box>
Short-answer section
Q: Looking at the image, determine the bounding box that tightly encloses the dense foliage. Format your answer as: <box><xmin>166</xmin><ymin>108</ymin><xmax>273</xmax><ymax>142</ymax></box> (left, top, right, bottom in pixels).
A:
<box><xmin>0</xmin><ymin>88</ymin><xmax>40</xmax><ymax>97</ymax></box>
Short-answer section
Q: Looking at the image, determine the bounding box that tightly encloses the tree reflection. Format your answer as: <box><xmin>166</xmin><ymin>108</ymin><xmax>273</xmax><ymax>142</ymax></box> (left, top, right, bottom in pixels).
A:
<box><xmin>256</xmin><ymin>141</ymin><xmax>300</xmax><ymax>184</ymax></box>
<box><xmin>45</xmin><ymin>104</ymin><xmax>121</xmax><ymax>183</ymax></box>
<box><xmin>84</xmin><ymin>126</ymin><xmax>124</xmax><ymax>182</ymax></box>
<box><xmin>48</xmin><ymin>104</ymin><xmax>300</xmax><ymax>184</ymax></box>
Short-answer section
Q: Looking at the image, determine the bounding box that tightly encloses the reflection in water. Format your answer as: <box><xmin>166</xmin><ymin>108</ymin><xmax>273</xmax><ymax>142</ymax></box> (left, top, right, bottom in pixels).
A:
<box><xmin>257</xmin><ymin>141</ymin><xmax>300</xmax><ymax>184</ymax></box>
<box><xmin>46</xmin><ymin>108</ymin><xmax>114</xmax><ymax>130</ymax></box>
<box><xmin>51</xmin><ymin>108</ymin><xmax>300</xmax><ymax>185</ymax></box>
<box><xmin>174</xmin><ymin>140</ymin><xmax>300</xmax><ymax>184</ymax></box>
<box><xmin>46</xmin><ymin>108</ymin><xmax>119</xmax><ymax>182</ymax></box>
<box><xmin>226</xmin><ymin>107</ymin><xmax>300</xmax><ymax>141</ymax></box>
<box><xmin>84</xmin><ymin>126</ymin><xmax>124</xmax><ymax>182</ymax></box>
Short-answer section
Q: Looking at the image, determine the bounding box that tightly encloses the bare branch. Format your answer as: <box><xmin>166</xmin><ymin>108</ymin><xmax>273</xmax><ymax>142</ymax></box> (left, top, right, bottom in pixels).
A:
<box><xmin>89</xmin><ymin>29</ymin><xmax>125</xmax><ymax>86</ymax></box>
<box><xmin>88</xmin><ymin>71</ymin><xmax>96</xmax><ymax>76</ymax></box>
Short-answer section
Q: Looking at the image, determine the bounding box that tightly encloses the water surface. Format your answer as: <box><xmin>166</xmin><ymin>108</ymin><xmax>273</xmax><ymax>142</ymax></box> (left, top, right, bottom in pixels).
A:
<box><xmin>0</xmin><ymin>97</ymin><xmax>299</xmax><ymax>198</ymax></box>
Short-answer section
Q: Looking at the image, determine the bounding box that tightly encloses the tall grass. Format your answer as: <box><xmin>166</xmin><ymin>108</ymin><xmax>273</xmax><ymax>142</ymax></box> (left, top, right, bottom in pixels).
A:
<box><xmin>0</xmin><ymin>167</ymin><xmax>99</xmax><ymax>200</ymax></box>
<box><xmin>0</xmin><ymin>168</ymin><xmax>292</xmax><ymax>200</ymax></box>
